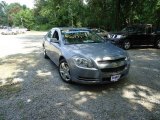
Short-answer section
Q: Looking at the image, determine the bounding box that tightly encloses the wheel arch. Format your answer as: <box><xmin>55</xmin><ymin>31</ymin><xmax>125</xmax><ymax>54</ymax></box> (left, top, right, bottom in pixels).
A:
<box><xmin>59</xmin><ymin>56</ymin><xmax>65</xmax><ymax>62</ymax></box>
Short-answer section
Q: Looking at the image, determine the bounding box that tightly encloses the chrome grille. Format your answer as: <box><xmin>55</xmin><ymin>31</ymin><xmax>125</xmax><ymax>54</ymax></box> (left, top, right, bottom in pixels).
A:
<box><xmin>97</xmin><ymin>57</ymin><xmax>125</xmax><ymax>64</ymax></box>
<box><xmin>101</xmin><ymin>65</ymin><xmax>126</xmax><ymax>73</ymax></box>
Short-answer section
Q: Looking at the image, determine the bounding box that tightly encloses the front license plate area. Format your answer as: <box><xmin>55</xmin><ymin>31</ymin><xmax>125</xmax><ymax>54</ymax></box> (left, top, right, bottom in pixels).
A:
<box><xmin>111</xmin><ymin>75</ymin><xmax>121</xmax><ymax>82</ymax></box>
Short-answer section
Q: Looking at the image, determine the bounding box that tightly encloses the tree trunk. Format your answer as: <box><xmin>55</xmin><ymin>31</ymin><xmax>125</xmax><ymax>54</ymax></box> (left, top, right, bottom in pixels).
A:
<box><xmin>115</xmin><ymin>0</ymin><xmax>121</xmax><ymax>31</ymax></box>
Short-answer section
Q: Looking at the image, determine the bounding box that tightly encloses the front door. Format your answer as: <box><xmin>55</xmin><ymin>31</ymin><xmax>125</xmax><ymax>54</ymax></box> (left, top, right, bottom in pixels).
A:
<box><xmin>49</xmin><ymin>30</ymin><xmax>61</xmax><ymax>66</ymax></box>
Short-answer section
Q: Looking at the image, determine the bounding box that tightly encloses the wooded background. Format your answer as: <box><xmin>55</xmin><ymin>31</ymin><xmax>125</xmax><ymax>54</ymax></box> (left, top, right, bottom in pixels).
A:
<box><xmin>0</xmin><ymin>0</ymin><xmax>160</xmax><ymax>31</ymax></box>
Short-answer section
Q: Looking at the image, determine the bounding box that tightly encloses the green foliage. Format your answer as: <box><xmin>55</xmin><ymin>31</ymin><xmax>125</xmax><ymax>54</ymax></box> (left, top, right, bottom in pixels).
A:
<box><xmin>1</xmin><ymin>0</ymin><xmax>160</xmax><ymax>31</ymax></box>
<box><xmin>0</xmin><ymin>1</ymin><xmax>8</xmax><ymax>25</ymax></box>
<box><xmin>11</xmin><ymin>9</ymin><xmax>35</xmax><ymax>29</ymax></box>
<box><xmin>32</xmin><ymin>24</ymin><xmax>51</xmax><ymax>31</ymax></box>
<box><xmin>0</xmin><ymin>2</ymin><xmax>34</xmax><ymax>28</ymax></box>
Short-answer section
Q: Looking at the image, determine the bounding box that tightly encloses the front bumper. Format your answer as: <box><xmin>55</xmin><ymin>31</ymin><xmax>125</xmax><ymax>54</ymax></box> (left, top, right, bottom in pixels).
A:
<box><xmin>69</xmin><ymin>60</ymin><xmax>130</xmax><ymax>84</ymax></box>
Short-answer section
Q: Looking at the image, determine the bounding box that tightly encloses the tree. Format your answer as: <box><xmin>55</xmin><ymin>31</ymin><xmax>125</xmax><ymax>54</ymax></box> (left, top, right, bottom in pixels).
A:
<box><xmin>13</xmin><ymin>9</ymin><xmax>35</xmax><ymax>29</ymax></box>
<box><xmin>2</xmin><ymin>0</ymin><xmax>160</xmax><ymax>31</ymax></box>
<box><xmin>0</xmin><ymin>1</ymin><xmax>8</xmax><ymax>25</ymax></box>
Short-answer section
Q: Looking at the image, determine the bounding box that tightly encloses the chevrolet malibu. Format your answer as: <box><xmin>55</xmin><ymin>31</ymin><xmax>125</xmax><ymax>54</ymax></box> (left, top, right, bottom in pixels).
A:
<box><xmin>42</xmin><ymin>27</ymin><xmax>130</xmax><ymax>84</ymax></box>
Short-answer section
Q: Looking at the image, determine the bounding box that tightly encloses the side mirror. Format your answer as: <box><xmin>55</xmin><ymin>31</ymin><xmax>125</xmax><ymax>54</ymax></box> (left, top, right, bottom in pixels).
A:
<box><xmin>50</xmin><ymin>38</ymin><xmax>59</xmax><ymax>43</ymax></box>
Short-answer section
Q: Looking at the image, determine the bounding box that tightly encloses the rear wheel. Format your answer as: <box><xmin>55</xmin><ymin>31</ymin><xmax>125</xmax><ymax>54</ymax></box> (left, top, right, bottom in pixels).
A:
<box><xmin>123</xmin><ymin>40</ymin><xmax>131</xmax><ymax>50</ymax></box>
<box><xmin>43</xmin><ymin>47</ymin><xmax>48</xmax><ymax>59</ymax></box>
<box><xmin>155</xmin><ymin>40</ymin><xmax>160</xmax><ymax>49</ymax></box>
<box><xmin>59</xmin><ymin>59</ymin><xmax>72</xmax><ymax>83</ymax></box>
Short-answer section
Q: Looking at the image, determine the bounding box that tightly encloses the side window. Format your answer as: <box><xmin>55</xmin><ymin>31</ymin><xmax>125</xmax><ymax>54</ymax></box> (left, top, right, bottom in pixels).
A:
<box><xmin>47</xmin><ymin>31</ymin><xmax>52</xmax><ymax>38</ymax></box>
<box><xmin>52</xmin><ymin>31</ymin><xmax>59</xmax><ymax>40</ymax></box>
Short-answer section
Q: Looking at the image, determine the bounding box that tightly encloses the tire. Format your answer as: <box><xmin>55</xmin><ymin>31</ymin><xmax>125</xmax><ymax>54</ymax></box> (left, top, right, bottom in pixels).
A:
<box><xmin>104</xmin><ymin>36</ymin><xmax>107</xmax><ymax>39</ymax></box>
<box><xmin>59</xmin><ymin>59</ymin><xmax>72</xmax><ymax>83</ymax></box>
<box><xmin>43</xmin><ymin>47</ymin><xmax>49</xmax><ymax>59</ymax></box>
<box><xmin>155</xmin><ymin>40</ymin><xmax>160</xmax><ymax>49</ymax></box>
<box><xmin>123</xmin><ymin>40</ymin><xmax>131</xmax><ymax>50</ymax></box>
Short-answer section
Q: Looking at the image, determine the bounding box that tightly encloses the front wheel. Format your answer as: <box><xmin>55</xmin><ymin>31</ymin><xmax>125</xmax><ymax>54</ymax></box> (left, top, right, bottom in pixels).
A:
<box><xmin>155</xmin><ymin>40</ymin><xmax>160</xmax><ymax>49</ymax></box>
<box><xmin>123</xmin><ymin>40</ymin><xmax>131</xmax><ymax>50</ymax></box>
<box><xmin>59</xmin><ymin>59</ymin><xmax>72</xmax><ymax>83</ymax></box>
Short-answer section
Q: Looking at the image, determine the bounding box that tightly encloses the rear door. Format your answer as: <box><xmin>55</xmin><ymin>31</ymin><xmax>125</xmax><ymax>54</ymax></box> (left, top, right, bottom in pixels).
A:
<box><xmin>135</xmin><ymin>25</ymin><xmax>153</xmax><ymax>45</ymax></box>
<box><xmin>144</xmin><ymin>26</ymin><xmax>154</xmax><ymax>45</ymax></box>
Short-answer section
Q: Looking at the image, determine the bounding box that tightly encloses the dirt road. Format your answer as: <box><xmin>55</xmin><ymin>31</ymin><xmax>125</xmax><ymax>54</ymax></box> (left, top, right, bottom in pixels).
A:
<box><xmin>0</xmin><ymin>32</ymin><xmax>160</xmax><ymax>120</ymax></box>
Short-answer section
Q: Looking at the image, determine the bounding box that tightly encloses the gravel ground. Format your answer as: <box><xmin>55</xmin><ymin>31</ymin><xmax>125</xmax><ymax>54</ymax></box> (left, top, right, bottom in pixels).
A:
<box><xmin>0</xmin><ymin>32</ymin><xmax>160</xmax><ymax>120</ymax></box>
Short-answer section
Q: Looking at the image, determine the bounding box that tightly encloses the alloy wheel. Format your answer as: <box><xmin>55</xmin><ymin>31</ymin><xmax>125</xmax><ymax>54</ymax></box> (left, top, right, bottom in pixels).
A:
<box><xmin>124</xmin><ymin>41</ymin><xmax>131</xmax><ymax>50</ymax></box>
<box><xmin>59</xmin><ymin>60</ymin><xmax>71</xmax><ymax>82</ymax></box>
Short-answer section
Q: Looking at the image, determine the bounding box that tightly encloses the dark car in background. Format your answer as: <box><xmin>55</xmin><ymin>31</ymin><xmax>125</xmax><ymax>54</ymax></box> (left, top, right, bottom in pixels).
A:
<box><xmin>43</xmin><ymin>27</ymin><xmax>130</xmax><ymax>84</ymax></box>
<box><xmin>91</xmin><ymin>28</ymin><xmax>109</xmax><ymax>39</ymax></box>
<box><xmin>108</xmin><ymin>24</ymin><xmax>160</xmax><ymax>50</ymax></box>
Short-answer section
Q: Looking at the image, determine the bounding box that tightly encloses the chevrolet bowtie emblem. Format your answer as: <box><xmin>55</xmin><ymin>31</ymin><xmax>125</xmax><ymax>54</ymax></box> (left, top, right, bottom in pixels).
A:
<box><xmin>112</xmin><ymin>63</ymin><xmax>118</xmax><ymax>67</ymax></box>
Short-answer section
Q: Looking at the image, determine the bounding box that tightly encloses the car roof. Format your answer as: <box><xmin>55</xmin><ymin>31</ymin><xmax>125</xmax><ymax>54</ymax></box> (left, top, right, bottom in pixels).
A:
<box><xmin>53</xmin><ymin>27</ymin><xmax>90</xmax><ymax>31</ymax></box>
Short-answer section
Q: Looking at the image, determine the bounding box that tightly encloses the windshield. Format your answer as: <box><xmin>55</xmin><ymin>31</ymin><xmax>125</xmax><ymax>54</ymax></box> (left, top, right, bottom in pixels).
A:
<box><xmin>62</xmin><ymin>30</ymin><xmax>104</xmax><ymax>45</ymax></box>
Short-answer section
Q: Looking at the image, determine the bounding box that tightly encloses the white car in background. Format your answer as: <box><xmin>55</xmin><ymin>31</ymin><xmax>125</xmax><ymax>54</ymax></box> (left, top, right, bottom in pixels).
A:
<box><xmin>1</xmin><ymin>28</ymin><xmax>17</xmax><ymax>35</ymax></box>
<box><xmin>19</xmin><ymin>28</ymin><xmax>27</xmax><ymax>33</ymax></box>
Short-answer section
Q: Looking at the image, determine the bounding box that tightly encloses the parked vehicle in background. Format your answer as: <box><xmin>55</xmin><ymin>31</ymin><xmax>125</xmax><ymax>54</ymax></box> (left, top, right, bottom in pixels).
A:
<box><xmin>1</xmin><ymin>27</ymin><xmax>28</xmax><ymax>35</ymax></box>
<box><xmin>43</xmin><ymin>27</ymin><xmax>130</xmax><ymax>84</ymax></box>
<box><xmin>1</xmin><ymin>28</ymin><xmax>17</xmax><ymax>35</ymax></box>
<box><xmin>91</xmin><ymin>28</ymin><xmax>109</xmax><ymax>39</ymax></box>
<box><xmin>108</xmin><ymin>24</ymin><xmax>160</xmax><ymax>50</ymax></box>
<box><xmin>19</xmin><ymin>28</ymin><xmax>27</xmax><ymax>33</ymax></box>
<box><xmin>12</xmin><ymin>27</ymin><xmax>27</xmax><ymax>34</ymax></box>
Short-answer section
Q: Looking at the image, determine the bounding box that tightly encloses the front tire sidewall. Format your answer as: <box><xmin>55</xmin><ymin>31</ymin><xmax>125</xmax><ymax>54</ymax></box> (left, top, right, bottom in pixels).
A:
<box><xmin>59</xmin><ymin>59</ymin><xmax>72</xmax><ymax>83</ymax></box>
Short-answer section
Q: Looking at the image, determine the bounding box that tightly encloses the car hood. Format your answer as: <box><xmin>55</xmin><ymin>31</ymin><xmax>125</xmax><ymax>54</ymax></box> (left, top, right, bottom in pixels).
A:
<box><xmin>63</xmin><ymin>42</ymin><xmax>127</xmax><ymax>60</ymax></box>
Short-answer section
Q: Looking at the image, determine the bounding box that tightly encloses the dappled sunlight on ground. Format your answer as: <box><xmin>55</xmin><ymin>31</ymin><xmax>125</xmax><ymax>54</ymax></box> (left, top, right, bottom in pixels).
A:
<box><xmin>36</xmin><ymin>70</ymin><xmax>52</xmax><ymax>77</ymax></box>
<box><xmin>122</xmin><ymin>84</ymin><xmax>160</xmax><ymax>111</ymax></box>
<box><xmin>72</xmin><ymin>109</ymin><xmax>92</xmax><ymax>119</ymax></box>
<box><xmin>73</xmin><ymin>91</ymin><xmax>97</xmax><ymax>105</ymax></box>
<box><xmin>0</xmin><ymin>53</ymin><xmax>40</xmax><ymax>87</ymax></box>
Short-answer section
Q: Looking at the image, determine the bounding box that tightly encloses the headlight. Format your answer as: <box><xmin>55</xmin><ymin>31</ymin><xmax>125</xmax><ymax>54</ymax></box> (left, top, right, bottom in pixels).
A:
<box><xmin>107</xmin><ymin>34</ymin><xmax>111</xmax><ymax>38</ymax></box>
<box><xmin>72</xmin><ymin>56</ymin><xmax>94</xmax><ymax>68</ymax></box>
<box><xmin>117</xmin><ymin>35</ymin><xmax>126</xmax><ymax>38</ymax></box>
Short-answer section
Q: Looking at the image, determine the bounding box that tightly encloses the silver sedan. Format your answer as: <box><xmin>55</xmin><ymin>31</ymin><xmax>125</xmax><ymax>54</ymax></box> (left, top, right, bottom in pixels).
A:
<box><xmin>43</xmin><ymin>27</ymin><xmax>130</xmax><ymax>84</ymax></box>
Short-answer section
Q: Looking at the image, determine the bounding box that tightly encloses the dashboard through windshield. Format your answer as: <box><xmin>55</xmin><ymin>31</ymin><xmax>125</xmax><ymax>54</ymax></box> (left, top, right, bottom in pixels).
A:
<box><xmin>62</xmin><ymin>31</ymin><xmax>103</xmax><ymax>44</ymax></box>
